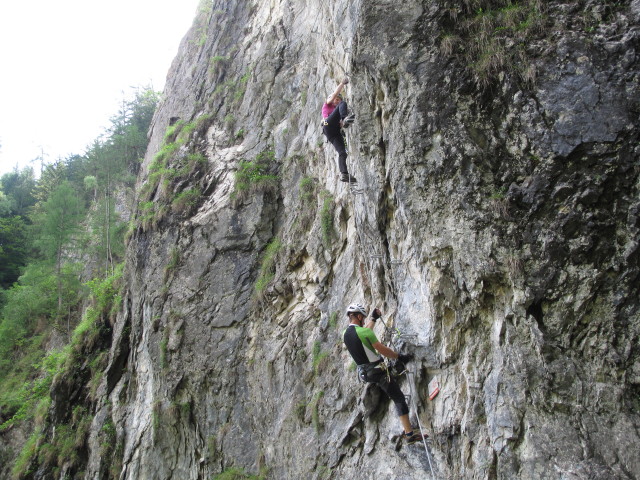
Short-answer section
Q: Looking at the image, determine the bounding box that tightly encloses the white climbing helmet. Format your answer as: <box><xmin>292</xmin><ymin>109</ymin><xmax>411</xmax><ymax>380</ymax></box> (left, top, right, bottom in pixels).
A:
<box><xmin>346</xmin><ymin>303</ymin><xmax>367</xmax><ymax>316</ymax></box>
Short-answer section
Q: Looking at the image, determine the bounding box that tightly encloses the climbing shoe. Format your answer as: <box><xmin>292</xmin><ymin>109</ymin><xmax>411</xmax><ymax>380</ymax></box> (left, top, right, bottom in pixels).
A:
<box><xmin>340</xmin><ymin>173</ymin><xmax>357</xmax><ymax>183</ymax></box>
<box><xmin>406</xmin><ymin>431</ymin><xmax>428</xmax><ymax>445</ymax></box>
<box><xmin>342</xmin><ymin>113</ymin><xmax>356</xmax><ymax>128</ymax></box>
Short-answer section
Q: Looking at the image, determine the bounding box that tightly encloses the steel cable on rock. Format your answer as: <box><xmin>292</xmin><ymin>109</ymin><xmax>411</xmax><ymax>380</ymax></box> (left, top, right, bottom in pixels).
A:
<box><xmin>339</xmin><ymin>57</ymin><xmax>435</xmax><ymax>475</ymax></box>
<box><xmin>346</xmin><ymin>185</ymin><xmax>436</xmax><ymax>478</ymax></box>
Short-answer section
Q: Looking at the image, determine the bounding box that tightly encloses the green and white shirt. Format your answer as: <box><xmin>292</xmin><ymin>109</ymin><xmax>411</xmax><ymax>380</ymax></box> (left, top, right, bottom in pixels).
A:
<box><xmin>343</xmin><ymin>324</ymin><xmax>382</xmax><ymax>365</ymax></box>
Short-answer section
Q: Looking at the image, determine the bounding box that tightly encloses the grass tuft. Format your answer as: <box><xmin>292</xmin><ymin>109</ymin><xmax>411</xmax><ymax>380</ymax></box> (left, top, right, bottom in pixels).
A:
<box><xmin>232</xmin><ymin>150</ymin><xmax>279</xmax><ymax>205</ymax></box>
<box><xmin>320</xmin><ymin>190</ymin><xmax>335</xmax><ymax>246</ymax></box>
<box><xmin>440</xmin><ymin>1</ymin><xmax>548</xmax><ymax>87</ymax></box>
<box><xmin>255</xmin><ymin>238</ymin><xmax>282</xmax><ymax>296</ymax></box>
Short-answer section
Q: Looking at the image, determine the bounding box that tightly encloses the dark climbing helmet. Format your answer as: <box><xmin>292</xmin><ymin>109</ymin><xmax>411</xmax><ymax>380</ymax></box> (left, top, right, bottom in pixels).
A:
<box><xmin>346</xmin><ymin>303</ymin><xmax>367</xmax><ymax>316</ymax></box>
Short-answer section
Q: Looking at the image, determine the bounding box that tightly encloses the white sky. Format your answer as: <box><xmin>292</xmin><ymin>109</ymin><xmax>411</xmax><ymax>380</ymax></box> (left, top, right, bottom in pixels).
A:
<box><xmin>0</xmin><ymin>0</ymin><xmax>201</xmax><ymax>176</ymax></box>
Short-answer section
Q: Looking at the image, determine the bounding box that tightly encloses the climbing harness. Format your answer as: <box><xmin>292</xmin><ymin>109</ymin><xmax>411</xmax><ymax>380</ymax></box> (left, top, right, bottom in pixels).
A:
<box><xmin>357</xmin><ymin>359</ymin><xmax>389</xmax><ymax>383</ymax></box>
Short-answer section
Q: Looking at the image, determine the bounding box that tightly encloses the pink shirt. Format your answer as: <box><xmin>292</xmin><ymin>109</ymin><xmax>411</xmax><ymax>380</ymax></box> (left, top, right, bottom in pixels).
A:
<box><xmin>322</xmin><ymin>103</ymin><xmax>335</xmax><ymax>119</ymax></box>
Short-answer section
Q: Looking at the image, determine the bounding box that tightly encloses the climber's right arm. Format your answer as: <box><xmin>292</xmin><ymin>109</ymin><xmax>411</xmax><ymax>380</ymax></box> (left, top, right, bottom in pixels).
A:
<box><xmin>326</xmin><ymin>77</ymin><xmax>349</xmax><ymax>104</ymax></box>
<box><xmin>372</xmin><ymin>341</ymin><xmax>398</xmax><ymax>359</ymax></box>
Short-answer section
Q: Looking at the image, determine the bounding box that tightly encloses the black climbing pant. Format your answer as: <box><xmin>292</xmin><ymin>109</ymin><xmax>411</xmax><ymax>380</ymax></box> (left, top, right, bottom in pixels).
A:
<box><xmin>323</xmin><ymin>101</ymin><xmax>349</xmax><ymax>175</ymax></box>
<box><xmin>328</xmin><ymin>134</ymin><xmax>348</xmax><ymax>174</ymax></box>
<box><xmin>359</xmin><ymin>364</ymin><xmax>410</xmax><ymax>416</ymax></box>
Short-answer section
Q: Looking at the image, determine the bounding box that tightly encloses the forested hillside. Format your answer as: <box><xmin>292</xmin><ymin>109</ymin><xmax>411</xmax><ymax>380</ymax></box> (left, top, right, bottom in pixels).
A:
<box><xmin>0</xmin><ymin>88</ymin><xmax>158</xmax><ymax>478</ymax></box>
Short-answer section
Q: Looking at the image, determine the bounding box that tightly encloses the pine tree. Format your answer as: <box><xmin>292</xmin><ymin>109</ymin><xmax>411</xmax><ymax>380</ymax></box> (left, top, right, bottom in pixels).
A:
<box><xmin>32</xmin><ymin>181</ymin><xmax>85</xmax><ymax>325</ymax></box>
<box><xmin>0</xmin><ymin>216</ymin><xmax>28</xmax><ymax>289</ymax></box>
<box><xmin>0</xmin><ymin>167</ymin><xmax>36</xmax><ymax>216</ymax></box>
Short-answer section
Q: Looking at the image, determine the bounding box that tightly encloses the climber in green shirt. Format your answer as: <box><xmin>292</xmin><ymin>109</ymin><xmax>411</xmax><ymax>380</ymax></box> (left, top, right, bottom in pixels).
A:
<box><xmin>342</xmin><ymin>303</ymin><xmax>426</xmax><ymax>445</ymax></box>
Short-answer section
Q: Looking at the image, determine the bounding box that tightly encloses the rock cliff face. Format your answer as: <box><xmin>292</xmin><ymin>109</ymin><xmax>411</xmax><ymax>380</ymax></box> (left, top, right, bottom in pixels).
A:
<box><xmin>82</xmin><ymin>1</ymin><xmax>639</xmax><ymax>479</ymax></box>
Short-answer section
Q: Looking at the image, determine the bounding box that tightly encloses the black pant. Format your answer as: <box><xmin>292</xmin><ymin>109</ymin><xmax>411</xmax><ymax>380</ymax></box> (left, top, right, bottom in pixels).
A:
<box><xmin>359</xmin><ymin>364</ymin><xmax>409</xmax><ymax>416</ymax></box>
<box><xmin>323</xmin><ymin>101</ymin><xmax>349</xmax><ymax>174</ymax></box>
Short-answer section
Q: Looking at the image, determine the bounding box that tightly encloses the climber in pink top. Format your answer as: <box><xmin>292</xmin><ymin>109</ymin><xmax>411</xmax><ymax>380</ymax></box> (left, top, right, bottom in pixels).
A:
<box><xmin>322</xmin><ymin>77</ymin><xmax>356</xmax><ymax>182</ymax></box>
